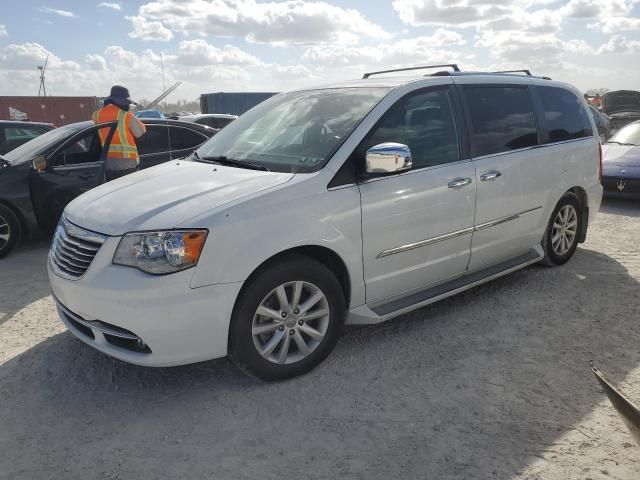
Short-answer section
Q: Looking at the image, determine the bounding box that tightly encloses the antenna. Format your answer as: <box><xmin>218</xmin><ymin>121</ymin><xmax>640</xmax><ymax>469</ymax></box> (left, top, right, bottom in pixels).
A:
<box><xmin>160</xmin><ymin>53</ymin><xmax>167</xmax><ymax>109</ymax></box>
<box><xmin>38</xmin><ymin>55</ymin><xmax>49</xmax><ymax>96</ymax></box>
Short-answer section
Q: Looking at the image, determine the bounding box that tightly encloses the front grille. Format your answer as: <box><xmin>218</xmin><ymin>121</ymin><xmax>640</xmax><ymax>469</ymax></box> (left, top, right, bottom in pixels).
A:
<box><xmin>50</xmin><ymin>217</ymin><xmax>106</xmax><ymax>280</ymax></box>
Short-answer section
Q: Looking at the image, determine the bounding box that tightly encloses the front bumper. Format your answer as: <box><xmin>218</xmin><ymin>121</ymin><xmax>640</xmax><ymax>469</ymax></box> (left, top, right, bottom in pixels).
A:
<box><xmin>48</xmin><ymin>236</ymin><xmax>243</xmax><ymax>367</ymax></box>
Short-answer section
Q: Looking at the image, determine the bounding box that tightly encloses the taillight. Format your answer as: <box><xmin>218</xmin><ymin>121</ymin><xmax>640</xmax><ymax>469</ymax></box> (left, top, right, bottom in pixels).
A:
<box><xmin>598</xmin><ymin>143</ymin><xmax>603</xmax><ymax>183</ymax></box>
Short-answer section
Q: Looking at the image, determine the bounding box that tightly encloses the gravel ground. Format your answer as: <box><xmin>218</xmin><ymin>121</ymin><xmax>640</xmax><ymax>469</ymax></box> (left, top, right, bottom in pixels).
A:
<box><xmin>1</xmin><ymin>198</ymin><xmax>639</xmax><ymax>480</ymax></box>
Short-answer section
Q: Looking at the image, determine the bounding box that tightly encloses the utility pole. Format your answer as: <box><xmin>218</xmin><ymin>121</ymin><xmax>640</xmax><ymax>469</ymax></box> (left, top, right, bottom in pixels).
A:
<box><xmin>37</xmin><ymin>55</ymin><xmax>49</xmax><ymax>96</ymax></box>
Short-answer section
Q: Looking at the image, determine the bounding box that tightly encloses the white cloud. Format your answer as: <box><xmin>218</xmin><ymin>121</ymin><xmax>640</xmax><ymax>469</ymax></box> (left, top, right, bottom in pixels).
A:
<box><xmin>596</xmin><ymin>34</ymin><xmax>640</xmax><ymax>54</ymax></box>
<box><xmin>127</xmin><ymin>15</ymin><xmax>174</xmax><ymax>41</ymax></box>
<box><xmin>172</xmin><ymin>39</ymin><xmax>260</xmax><ymax>66</ymax></box>
<box><xmin>392</xmin><ymin>0</ymin><xmax>510</xmax><ymax>27</ymax></box>
<box><xmin>98</xmin><ymin>2</ymin><xmax>122</xmax><ymax>11</ymax></box>
<box><xmin>0</xmin><ymin>42</ymin><xmax>81</xmax><ymax>70</ymax></box>
<box><xmin>595</xmin><ymin>15</ymin><xmax>640</xmax><ymax>33</ymax></box>
<box><xmin>0</xmin><ymin>24</ymin><xmax>7</xmax><ymax>37</ymax></box>
<box><xmin>0</xmin><ymin>41</ymin><xmax>316</xmax><ymax>100</ymax></box>
<box><xmin>303</xmin><ymin>29</ymin><xmax>464</xmax><ymax>67</ymax></box>
<box><xmin>130</xmin><ymin>0</ymin><xmax>389</xmax><ymax>45</ymax></box>
<box><xmin>85</xmin><ymin>53</ymin><xmax>107</xmax><ymax>70</ymax></box>
<box><xmin>39</xmin><ymin>6</ymin><xmax>77</xmax><ymax>18</ymax></box>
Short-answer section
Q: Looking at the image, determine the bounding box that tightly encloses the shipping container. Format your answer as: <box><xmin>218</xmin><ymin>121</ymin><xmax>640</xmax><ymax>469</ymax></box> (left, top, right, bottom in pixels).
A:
<box><xmin>200</xmin><ymin>92</ymin><xmax>278</xmax><ymax>116</ymax></box>
<box><xmin>0</xmin><ymin>96</ymin><xmax>100</xmax><ymax>126</ymax></box>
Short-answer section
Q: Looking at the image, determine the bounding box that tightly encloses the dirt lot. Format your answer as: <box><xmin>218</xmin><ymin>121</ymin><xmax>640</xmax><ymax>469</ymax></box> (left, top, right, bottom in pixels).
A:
<box><xmin>1</xmin><ymin>199</ymin><xmax>639</xmax><ymax>480</ymax></box>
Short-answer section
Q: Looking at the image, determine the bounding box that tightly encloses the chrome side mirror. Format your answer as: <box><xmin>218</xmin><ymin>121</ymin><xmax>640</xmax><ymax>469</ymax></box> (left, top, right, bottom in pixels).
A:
<box><xmin>365</xmin><ymin>143</ymin><xmax>412</xmax><ymax>174</ymax></box>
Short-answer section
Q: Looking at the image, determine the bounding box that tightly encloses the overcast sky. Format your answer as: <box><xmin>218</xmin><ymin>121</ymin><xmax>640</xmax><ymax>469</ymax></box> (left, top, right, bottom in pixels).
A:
<box><xmin>1</xmin><ymin>0</ymin><xmax>639</xmax><ymax>101</ymax></box>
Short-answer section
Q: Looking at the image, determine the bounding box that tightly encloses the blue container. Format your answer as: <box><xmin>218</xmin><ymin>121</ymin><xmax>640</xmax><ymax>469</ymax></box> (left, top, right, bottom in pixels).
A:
<box><xmin>200</xmin><ymin>92</ymin><xmax>278</xmax><ymax>116</ymax></box>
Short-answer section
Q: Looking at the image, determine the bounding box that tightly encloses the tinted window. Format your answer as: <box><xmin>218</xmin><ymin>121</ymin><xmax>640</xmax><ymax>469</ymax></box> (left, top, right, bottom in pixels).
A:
<box><xmin>195</xmin><ymin>117</ymin><xmax>223</xmax><ymax>128</ymax></box>
<box><xmin>137</xmin><ymin>125</ymin><xmax>170</xmax><ymax>155</ymax></box>
<box><xmin>360</xmin><ymin>88</ymin><xmax>460</xmax><ymax>169</ymax></box>
<box><xmin>538</xmin><ymin>86</ymin><xmax>593</xmax><ymax>143</ymax></box>
<box><xmin>170</xmin><ymin>127</ymin><xmax>207</xmax><ymax>151</ymax></box>
<box><xmin>51</xmin><ymin>126</ymin><xmax>111</xmax><ymax>166</ymax></box>
<box><xmin>196</xmin><ymin>87</ymin><xmax>390</xmax><ymax>173</ymax></box>
<box><xmin>3</xmin><ymin>123</ymin><xmax>86</xmax><ymax>165</ymax></box>
<box><xmin>464</xmin><ymin>86</ymin><xmax>538</xmax><ymax>156</ymax></box>
<box><xmin>1</xmin><ymin>126</ymin><xmax>49</xmax><ymax>154</ymax></box>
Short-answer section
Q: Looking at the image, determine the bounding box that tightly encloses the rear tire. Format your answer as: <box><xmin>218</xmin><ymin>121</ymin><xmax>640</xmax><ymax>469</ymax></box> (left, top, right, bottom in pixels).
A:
<box><xmin>229</xmin><ymin>255</ymin><xmax>346</xmax><ymax>381</ymax></box>
<box><xmin>541</xmin><ymin>193</ymin><xmax>582</xmax><ymax>266</ymax></box>
<box><xmin>0</xmin><ymin>204</ymin><xmax>21</xmax><ymax>259</ymax></box>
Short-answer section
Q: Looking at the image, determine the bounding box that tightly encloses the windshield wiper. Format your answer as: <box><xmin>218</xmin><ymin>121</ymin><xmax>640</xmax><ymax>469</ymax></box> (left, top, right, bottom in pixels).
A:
<box><xmin>0</xmin><ymin>156</ymin><xmax>9</xmax><ymax>168</ymax></box>
<box><xmin>200</xmin><ymin>155</ymin><xmax>270</xmax><ymax>172</ymax></box>
<box><xmin>605</xmin><ymin>141</ymin><xmax>638</xmax><ymax>146</ymax></box>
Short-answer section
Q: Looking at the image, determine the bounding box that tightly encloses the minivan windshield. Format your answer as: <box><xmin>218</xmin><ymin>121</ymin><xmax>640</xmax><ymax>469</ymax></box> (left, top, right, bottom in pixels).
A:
<box><xmin>4</xmin><ymin>122</ymin><xmax>88</xmax><ymax>165</ymax></box>
<box><xmin>608</xmin><ymin>122</ymin><xmax>640</xmax><ymax>146</ymax></box>
<box><xmin>195</xmin><ymin>87</ymin><xmax>390</xmax><ymax>173</ymax></box>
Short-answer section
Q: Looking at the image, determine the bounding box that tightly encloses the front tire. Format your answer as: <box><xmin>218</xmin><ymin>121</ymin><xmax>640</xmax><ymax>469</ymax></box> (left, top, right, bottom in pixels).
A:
<box><xmin>0</xmin><ymin>204</ymin><xmax>21</xmax><ymax>259</ymax></box>
<box><xmin>229</xmin><ymin>255</ymin><xmax>346</xmax><ymax>381</ymax></box>
<box><xmin>541</xmin><ymin>193</ymin><xmax>582</xmax><ymax>266</ymax></box>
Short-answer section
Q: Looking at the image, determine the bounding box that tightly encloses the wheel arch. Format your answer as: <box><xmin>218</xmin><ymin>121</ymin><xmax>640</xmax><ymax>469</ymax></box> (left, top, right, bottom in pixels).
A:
<box><xmin>566</xmin><ymin>186</ymin><xmax>589</xmax><ymax>243</ymax></box>
<box><xmin>236</xmin><ymin>245</ymin><xmax>352</xmax><ymax>310</ymax></box>
<box><xmin>0</xmin><ymin>198</ymin><xmax>28</xmax><ymax>240</ymax></box>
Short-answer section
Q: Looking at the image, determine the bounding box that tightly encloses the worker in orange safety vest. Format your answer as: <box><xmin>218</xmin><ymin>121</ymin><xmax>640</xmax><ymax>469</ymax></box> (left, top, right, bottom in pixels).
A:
<box><xmin>93</xmin><ymin>85</ymin><xmax>146</xmax><ymax>181</ymax></box>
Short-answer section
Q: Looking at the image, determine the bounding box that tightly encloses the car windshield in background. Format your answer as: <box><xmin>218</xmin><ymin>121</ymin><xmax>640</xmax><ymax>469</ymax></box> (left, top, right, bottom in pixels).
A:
<box><xmin>195</xmin><ymin>87</ymin><xmax>390</xmax><ymax>173</ymax></box>
<box><xmin>608</xmin><ymin>122</ymin><xmax>640</xmax><ymax>146</ymax></box>
<box><xmin>3</xmin><ymin>123</ymin><xmax>87</xmax><ymax>165</ymax></box>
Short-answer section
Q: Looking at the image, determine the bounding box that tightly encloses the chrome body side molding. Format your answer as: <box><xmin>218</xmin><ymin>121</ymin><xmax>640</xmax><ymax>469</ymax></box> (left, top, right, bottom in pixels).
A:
<box><xmin>377</xmin><ymin>206</ymin><xmax>543</xmax><ymax>258</ymax></box>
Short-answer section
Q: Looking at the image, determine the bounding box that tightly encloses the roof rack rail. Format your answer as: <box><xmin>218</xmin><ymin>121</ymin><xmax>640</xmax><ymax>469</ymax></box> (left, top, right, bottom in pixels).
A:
<box><xmin>492</xmin><ymin>69</ymin><xmax>532</xmax><ymax>76</ymax></box>
<box><xmin>363</xmin><ymin>64</ymin><xmax>461</xmax><ymax>79</ymax></box>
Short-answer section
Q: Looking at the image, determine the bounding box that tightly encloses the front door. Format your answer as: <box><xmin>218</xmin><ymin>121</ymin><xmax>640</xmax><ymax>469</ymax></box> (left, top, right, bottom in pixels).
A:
<box><xmin>30</xmin><ymin>125</ymin><xmax>113</xmax><ymax>230</ymax></box>
<box><xmin>358</xmin><ymin>86</ymin><xmax>476</xmax><ymax>303</ymax></box>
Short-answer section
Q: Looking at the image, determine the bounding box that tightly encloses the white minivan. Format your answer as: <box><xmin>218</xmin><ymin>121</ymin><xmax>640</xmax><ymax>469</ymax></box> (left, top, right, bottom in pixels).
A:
<box><xmin>48</xmin><ymin>66</ymin><xmax>603</xmax><ymax>380</ymax></box>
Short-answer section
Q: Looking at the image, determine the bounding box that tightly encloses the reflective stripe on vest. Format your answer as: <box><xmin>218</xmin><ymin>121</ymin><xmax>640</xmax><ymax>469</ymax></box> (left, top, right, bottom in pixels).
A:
<box><xmin>93</xmin><ymin>105</ymin><xmax>139</xmax><ymax>160</ymax></box>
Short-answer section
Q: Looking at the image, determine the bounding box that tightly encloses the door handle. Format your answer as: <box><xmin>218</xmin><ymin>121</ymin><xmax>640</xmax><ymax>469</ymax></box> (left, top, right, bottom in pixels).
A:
<box><xmin>448</xmin><ymin>177</ymin><xmax>472</xmax><ymax>189</ymax></box>
<box><xmin>480</xmin><ymin>171</ymin><xmax>502</xmax><ymax>181</ymax></box>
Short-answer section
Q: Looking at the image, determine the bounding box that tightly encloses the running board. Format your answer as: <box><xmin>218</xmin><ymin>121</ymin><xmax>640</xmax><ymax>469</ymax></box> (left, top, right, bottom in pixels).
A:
<box><xmin>346</xmin><ymin>247</ymin><xmax>543</xmax><ymax>325</ymax></box>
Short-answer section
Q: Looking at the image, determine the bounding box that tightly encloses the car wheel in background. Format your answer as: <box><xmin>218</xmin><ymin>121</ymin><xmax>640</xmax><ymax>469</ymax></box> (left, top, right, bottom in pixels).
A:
<box><xmin>541</xmin><ymin>192</ymin><xmax>583</xmax><ymax>266</ymax></box>
<box><xmin>0</xmin><ymin>204</ymin><xmax>21</xmax><ymax>259</ymax></box>
<box><xmin>229</xmin><ymin>255</ymin><xmax>346</xmax><ymax>381</ymax></box>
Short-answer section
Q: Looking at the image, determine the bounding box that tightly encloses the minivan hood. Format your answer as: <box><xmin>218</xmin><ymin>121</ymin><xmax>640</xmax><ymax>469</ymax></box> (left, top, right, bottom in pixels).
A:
<box><xmin>603</xmin><ymin>144</ymin><xmax>640</xmax><ymax>167</ymax></box>
<box><xmin>64</xmin><ymin>161</ymin><xmax>294</xmax><ymax>236</ymax></box>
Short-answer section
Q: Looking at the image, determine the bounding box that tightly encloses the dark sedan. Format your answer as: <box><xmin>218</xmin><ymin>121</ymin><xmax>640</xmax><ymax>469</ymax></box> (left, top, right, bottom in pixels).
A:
<box><xmin>602</xmin><ymin>120</ymin><xmax>640</xmax><ymax>199</ymax></box>
<box><xmin>0</xmin><ymin>119</ymin><xmax>216</xmax><ymax>258</ymax></box>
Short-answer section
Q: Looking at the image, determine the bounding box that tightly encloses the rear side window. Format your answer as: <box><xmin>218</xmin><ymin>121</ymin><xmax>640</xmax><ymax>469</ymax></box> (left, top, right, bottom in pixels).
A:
<box><xmin>538</xmin><ymin>86</ymin><xmax>593</xmax><ymax>143</ymax></box>
<box><xmin>170</xmin><ymin>127</ymin><xmax>206</xmax><ymax>151</ymax></box>
<box><xmin>464</xmin><ymin>86</ymin><xmax>538</xmax><ymax>157</ymax></box>
<box><xmin>137</xmin><ymin>125</ymin><xmax>170</xmax><ymax>155</ymax></box>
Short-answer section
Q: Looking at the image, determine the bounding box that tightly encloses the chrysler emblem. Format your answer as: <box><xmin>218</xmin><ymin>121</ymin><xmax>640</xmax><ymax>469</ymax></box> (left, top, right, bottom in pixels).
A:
<box><xmin>617</xmin><ymin>179</ymin><xmax>626</xmax><ymax>192</ymax></box>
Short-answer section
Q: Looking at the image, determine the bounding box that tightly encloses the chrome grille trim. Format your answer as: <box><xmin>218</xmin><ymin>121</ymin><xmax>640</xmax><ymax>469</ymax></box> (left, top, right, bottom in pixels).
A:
<box><xmin>57</xmin><ymin>301</ymin><xmax>139</xmax><ymax>340</ymax></box>
<box><xmin>49</xmin><ymin>217</ymin><xmax>107</xmax><ymax>280</ymax></box>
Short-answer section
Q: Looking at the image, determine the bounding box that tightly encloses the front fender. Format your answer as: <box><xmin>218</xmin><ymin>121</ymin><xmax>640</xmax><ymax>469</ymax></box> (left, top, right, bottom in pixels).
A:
<box><xmin>188</xmin><ymin>177</ymin><xmax>365</xmax><ymax>308</ymax></box>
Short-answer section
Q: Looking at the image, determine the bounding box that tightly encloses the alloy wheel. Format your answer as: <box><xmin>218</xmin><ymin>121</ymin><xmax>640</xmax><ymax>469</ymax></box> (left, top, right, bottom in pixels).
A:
<box><xmin>551</xmin><ymin>204</ymin><xmax>578</xmax><ymax>256</ymax></box>
<box><xmin>252</xmin><ymin>281</ymin><xmax>330</xmax><ymax>365</ymax></box>
<box><xmin>0</xmin><ymin>214</ymin><xmax>10</xmax><ymax>250</ymax></box>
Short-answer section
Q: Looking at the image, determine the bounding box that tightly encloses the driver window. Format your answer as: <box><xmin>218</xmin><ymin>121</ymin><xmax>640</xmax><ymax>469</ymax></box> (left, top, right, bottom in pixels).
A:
<box><xmin>51</xmin><ymin>126</ymin><xmax>111</xmax><ymax>167</ymax></box>
<box><xmin>359</xmin><ymin>88</ymin><xmax>461</xmax><ymax>170</ymax></box>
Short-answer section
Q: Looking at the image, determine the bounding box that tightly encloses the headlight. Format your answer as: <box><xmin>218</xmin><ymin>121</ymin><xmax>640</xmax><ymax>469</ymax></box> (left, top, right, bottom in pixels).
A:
<box><xmin>113</xmin><ymin>230</ymin><xmax>208</xmax><ymax>274</ymax></box>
